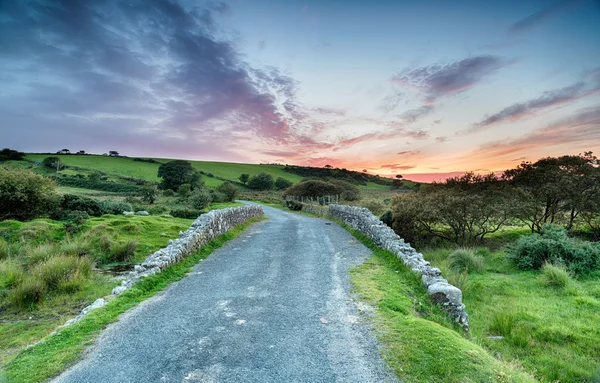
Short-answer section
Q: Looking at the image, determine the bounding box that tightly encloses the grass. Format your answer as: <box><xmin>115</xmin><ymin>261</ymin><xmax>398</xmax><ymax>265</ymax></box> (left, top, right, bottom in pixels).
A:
<box><xmin>346</xmin><ymin>228</ymin><xmax>536</xmax><ymax>383</ymax></box>
<box><xmin>422</xmin><ymin>246</ymin><xmax>600</xmax><ymax>382</ymax></box>
<box><xmin>0</xmin><ymin>217</ymin><xmax>264</xmax><ymax>383</ymax></box>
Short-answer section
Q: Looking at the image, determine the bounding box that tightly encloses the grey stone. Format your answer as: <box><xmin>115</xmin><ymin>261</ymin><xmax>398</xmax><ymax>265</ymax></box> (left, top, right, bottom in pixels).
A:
<box><xmin>123</xmin><ymin>211</ymin><xmax>134</xmax><ymax>216</ymax></box>
<box><xmin>135</xmin><ymin>211</ymin><xmax>150</xmax><ymax>216</ymax></box>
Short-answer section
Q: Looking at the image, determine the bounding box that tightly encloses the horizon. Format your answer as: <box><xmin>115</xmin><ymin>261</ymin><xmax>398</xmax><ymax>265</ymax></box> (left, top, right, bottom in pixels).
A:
<box><xmin>1</xmin><ymin>0</ymin><xmax>599</xmax><ymax>183</ymax></box>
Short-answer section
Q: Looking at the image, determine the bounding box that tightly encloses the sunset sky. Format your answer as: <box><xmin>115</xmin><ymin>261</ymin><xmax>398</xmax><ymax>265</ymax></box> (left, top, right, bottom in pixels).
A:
<box><xmin>1</xmin><ymin>0</ymin><xmax>599</xmax><ymax>181</ymax></box>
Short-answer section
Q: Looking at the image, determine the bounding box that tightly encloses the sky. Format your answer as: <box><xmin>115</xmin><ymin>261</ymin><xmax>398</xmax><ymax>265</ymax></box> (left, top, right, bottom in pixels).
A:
<box><xmin>1</xmin><ymin>0</ymin><xmax>599</xmax><ymax>182</ymax></box>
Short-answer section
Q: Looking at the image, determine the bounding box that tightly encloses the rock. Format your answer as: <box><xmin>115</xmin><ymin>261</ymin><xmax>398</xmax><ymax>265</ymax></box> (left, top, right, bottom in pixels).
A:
<box><xmin>123</xmin><ymin>211</ymin><xmax>134</xmax><ymax>216</ymax></box>
<box><xmin>136</xmin><ymin>211</ymin><xmax>150</xmax><ymax>216</ymax></box>
<box><xmin>427</xmin><ymin>282</ymin><xmax>462</xmax><ymax>307</ymax></box>
<box><xmin>487</xmin><ymin>336</ymin><xmax>504</xmax><ymax>341</ymax></box>
<box><xmin>112</xmin><ymin>285</ymin><xmax>128</xmax><ymax>295</ymax></box>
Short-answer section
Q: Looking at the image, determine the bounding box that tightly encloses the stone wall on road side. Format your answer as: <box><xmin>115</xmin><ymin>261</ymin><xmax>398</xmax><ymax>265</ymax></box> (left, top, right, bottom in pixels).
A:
<box><xmin>328</xmin><ymin>204</ymin><xmax>469</xmax><ymax>330</ymax></box>
<box><xmin>63</xmin><ymin>206</ymin><xmax>264</xmax><ymax>327</ymax></box>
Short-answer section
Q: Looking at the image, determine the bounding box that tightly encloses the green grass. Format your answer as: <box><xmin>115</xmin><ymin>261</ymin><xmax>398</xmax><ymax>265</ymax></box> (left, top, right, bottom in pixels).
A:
<box><xmin>1</xmin><ymin>216</ymin><xmax>265</xmax><ymax>383</ymax></box>
<box><xmin>422</xmin><ymin>247</ymin><xmax>600</xmax><ymax>382</ymax></box>
<box><xmin>343</xmin><ymin>226</ymin><xmax>535</xmax><ymax>383</ymax></box>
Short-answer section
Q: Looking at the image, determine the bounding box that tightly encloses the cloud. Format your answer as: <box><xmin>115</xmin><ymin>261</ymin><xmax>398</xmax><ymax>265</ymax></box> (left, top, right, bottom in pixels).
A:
<box><xmin>435</xmin><ymin>136</ymin><xmax>449</xmax><ymax>143</ymax></box>
<box><xmin>397</xmin><ymin>150</ymin><xmax>420</xmax><ymax>156</ymax></box>
<box><xmin>0</xmin><ymin>0</ymin><xmax>298</xmax><ymax>158</ymax></box>
<box><xmin>381</xmin><ymin>164</ymin><xmax>415</xmax><ymax>171</ymax></box>
<box><xmin>392</xmin><ymin>56</ymin><xmax>510</xmax><ymax>103</ymax></box>
<box><xmin>469</xmin><ymin>82</ymin><xmax>593</xmax><ymax>132</ymax></box>
<box><xmin>509</xmin><ymin>0</ymin><xmax>585</xmax><ymax>34</ymax></box>
<box><xmin>398</xmin><ymin>105</ymin><xmax>434</xmax><ymax>123</ymax></box>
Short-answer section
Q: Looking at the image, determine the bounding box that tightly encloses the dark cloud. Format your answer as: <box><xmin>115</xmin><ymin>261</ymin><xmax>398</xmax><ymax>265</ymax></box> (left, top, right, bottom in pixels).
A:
<box><xmin>509</xmin><ymin>0</ymin><xmax>585</xmax><ymax>34</ymax></box>
<box><xmin>469</xmin><ymin>82</ymin><xmax>589</xmax><ymax>131</ymax></box>
<box><xmin>0</xmin><ymin>0</ymin><xmax>295</xmax><ymax>158</ymax></box>
<box><xmin>435</xmin><ymin>136</ymin><xmax>448</xmax><ymax>143</ymax></box>
<box><xmin>392</xmin><ymin>56</ymin><xmax>510</xmax><ymax>103</ymax></box>
<box><xmin>397</xmin><ymin>150</ymin><xmax>420</xmax><ymax>156</ymax></box>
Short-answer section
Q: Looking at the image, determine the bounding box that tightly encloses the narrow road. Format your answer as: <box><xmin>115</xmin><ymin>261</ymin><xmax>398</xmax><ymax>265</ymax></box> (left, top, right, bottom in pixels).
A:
<box><xmin>53</xmin><ymin>204</ymin><xmax>396</xmax><ymax>383</ymax></box>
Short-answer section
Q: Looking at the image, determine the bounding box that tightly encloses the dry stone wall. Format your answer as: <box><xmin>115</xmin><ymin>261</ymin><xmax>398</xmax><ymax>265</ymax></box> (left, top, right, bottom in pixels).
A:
<box><xmin>64</xmin><ymin>206</ymin><xmax>264</xmax><ymax>327</ymax></box>
<box><xmin>328</xmin><ymin>204</ymin><xmax>469</xmax><ymax>330</ymax></box>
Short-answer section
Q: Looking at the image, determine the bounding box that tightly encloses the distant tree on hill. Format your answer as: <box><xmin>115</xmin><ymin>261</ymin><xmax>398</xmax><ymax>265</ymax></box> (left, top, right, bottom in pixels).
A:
<box><xmin>58</xmin><ymin>148</ymin><xmax>70</xmax><ymax>154</ymax></box>
<box><xmin>238</xmin><ymin>173</ymin><xmax>250</xmax><ymax>184</ymax></box>
<box><xmin>158</xmin><ymin>160</ymin><xmax>194</xmax><ymax>191</ymax></box>
<box><xmin>76</xmin><ymin>150</ymin><xmax>86</xmax><ymax>155</ymax></box>
<box><xmin>396</xmin><ymin>174</ymin><xmax>403</xmax><ymax>179</ymax></box>
<box><xmin>247</xmin><ymin>173</ymin><xmax>274</xmax><ymax>190</ymax></box>
<box><xmin>274</xmin><ymin>177</ymin><xmax>293</xmax><ymax>190</ymax></box>
<box><xmin>0</xmin><ymin>148</ymin><xmax>25</xmax><ymax>161</ymax></box>
<box><xmin>108</xmin><ymin>150</ymin><xmax>119</xmax><ymax>156</ymax></box>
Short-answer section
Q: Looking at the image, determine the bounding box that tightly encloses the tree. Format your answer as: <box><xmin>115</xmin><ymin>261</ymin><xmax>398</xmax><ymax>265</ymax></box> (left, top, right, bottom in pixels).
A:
<box><xmin>247</xmin><ymin>173</ymin><xmax>274</xmax><ymax>190</ymax></box>
<box><xmin>76</xmin><ymin>150</ymin><xmax>86</xmax><ymax>155</ymax></box>
<box><xmin>187</xmin><ymin>170</ymin><xmax>204</xmax><ymax>191</ymax></box>
<box><xmin>238</xmin><ymin>173</ymin><xmax>250</xmax><ymax>184</ymax></box>
<box><xmin>42</xmin><ymin>156</ymin><xmax>65</xmax><ymax>173</ymax></box>
<box><xmin>108</xmin><ymin>150</ymin><xmax>119</xmax><ymax>157</ymax></box>
<box><xmin>0</xmin><ymin>168</ymin><xmax>60</xmax><ymax>221</ymax></box>
<box><xmin>283</xmin><ymin>180</ymin><xmax>341</xmax><ymax>198</ymax></box>
<box><xmin>274</xmin><ymin>177</ymin><xmax>293</xmax><ymax>190</ymax></box>
<box><xmin>141</xmin><ymin>184</ymin><xmax>158</xmax><ymax>204</ymax></box>
<box><xmin>158</xmin><ymin>160</ymin><xmax>194</xmax><ymax>191</ymax></box>
<box><xmin>0</xmin><ymin>148</ymin><xmax>25</xmax><ymax>161</ymax></box>
<box><xmin>58</xmin><ymin>149</ymin><xmax>70</xmax><ymax>154</ymax></box>
<box><xmin>217</xmin><ymin>182</ymin><xmax>238</xmax><ymax>202</ymax></box>
<box><xmin>395</xmin><ymin>174</ymin><xmax>403</xmax><ymax>179</ymax></box>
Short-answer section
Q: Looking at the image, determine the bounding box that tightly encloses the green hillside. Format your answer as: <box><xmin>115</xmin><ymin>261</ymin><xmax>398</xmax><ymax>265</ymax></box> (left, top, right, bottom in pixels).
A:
<box><xmin>23</xmin><ymin>154</ymin><xmax>395</xmax><ymax>189</ymax></box>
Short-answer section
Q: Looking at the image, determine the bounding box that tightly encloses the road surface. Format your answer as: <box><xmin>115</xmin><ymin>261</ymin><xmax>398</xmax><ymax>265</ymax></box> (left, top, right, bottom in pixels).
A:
<box><xmin>53</xmin><ymin>204</ymin><xmax>396</xmax><ymax>383</ymax></box>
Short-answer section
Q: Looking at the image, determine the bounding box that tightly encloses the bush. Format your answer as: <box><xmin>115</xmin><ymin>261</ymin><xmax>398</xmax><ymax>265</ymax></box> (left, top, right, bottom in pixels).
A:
<box><xmin>170</xmin><ymin>207</ymin><xmax>203</xmax><ymax>219</ymax></box>
<box><xmin>284</xmin><ymin>180</ymin><xmax>340</xmax><ymax>198</ymax></box>
<box><xmin>61</xmin><ymin>194</ymin><xmax>102</xmax><ymax>216</ymax></box>
<box><xmin>141</xmin><ymin>184</ymin><xmax>158</xmax><ymax>204</ymax></box>
<box><xmin>541</xmin><ymin>262</ymin><xmax>571</xmax><ymax>288</ymax></box>
<box><xmin>0</xmin><ymin>167</ymin><xmax>61</xmax><ymax>221</ymax></box>
<box><xmin>380</xmin><ymin>210</ymin><xmax>393</xmax><ymax>227</ymax></box>
<box><xmin>109</xmin><ymin>240</ymin><xmax>137</xmax><ymax>263</ymax></box>
<box><xmin>0</xmin><ymin>258</ymin><xmax>24</xmax><ymax>289</ymax></box>
<box><xmin>247</xmin><ymin>173</ymin><xmax>274</xmax><ymax>190</ymax></box>
<box><xmin>508</xmin><ymin>224</ymin><xmax>600</xmax><ymax>275</ymax></box>
<box><xmin>285</xmin><ymin>200</ymin><xmax>303</xmax><ymax>211</ymax></box>
<box><xmin>177</xmin><ymin>184</ymin><xmax>191</xmax><ymax>198</ymax></box>
<box><xmin>98</xmin><ymin>199</ymin><xmax>133</xmax><ymax>215</ymax></box>
<box><xmin>217</xmin><ymin>182</ymin><xmax>238</xmax><ymax>202</ymax></box>
<box><xmin>190</xmin><ymin>189</ymin><xmax>212</xmax><ymax>210</ymax></box>
<box><xmin>162</xmin><ymin>189</ymin><xmax>175</xmax><ymax>197</ymax></box>
<box><xmin>41</xmin><ymin>156</ymin><xmax>64</xmax><ymax>170</ymax></box>
<box><xmin>9</xmin><ymin>277</ymin><xmax>45</xmax><ymax>307</ymax></box>
<box><xmin>274</xmin><ymin>177</ymin><xmax>293</xmax><ymax>190</ymax></box>
<box><xmin>209</xmin><ymin>190</ymin><xmax>228</xmax><ymax>203</ymax></box>
<box><xmin>448</xmin><ymin>248</ymin><xmax>484</xmax><ymax>273</ymax></box>
<box><xmin>328</xmin><ymin>180</ymin><xmax>361</xmax><ymax>201</ymax></box>
<box><xmin>362</xmin><ymin>199</ymin><xmax>386</xmax><ymax>216</ymax></box>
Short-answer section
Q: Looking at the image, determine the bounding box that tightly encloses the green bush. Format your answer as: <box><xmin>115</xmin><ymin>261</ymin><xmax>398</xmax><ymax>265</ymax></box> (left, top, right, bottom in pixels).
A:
<box><xmin>41</xmin><ymin>156</ymin><xmax>64</xmax><ymax>170</ymax></box>
<box><xmin>0</xmin><ymin>167</ymin><xmax>61</xmax><ymax>221</ymax></box>
<box><xmin>209</xmin><ymin>190</ymin><xmax>228</xmax><ymax>203</ymax></box>
<box><xmin>0</xmin><ymin>258</ymin><xmax>24</xmax><ymax>289</ymax></box>
<box><xmin>362</xmin><ymin>199</ymin><xmax>386</xmax><ymax>215</ymax></box>
<box><xmin>140</xmin><ymin>184</ymin><xmax>158</xmax><ymax>204</ymax></box>
<box><xmin>541</xmin><ymin>262</ymin><xmax>571</xmax><ymax>288</ymax></box>
<box><xmin>448</xmin><ymin>248</ymin><xmax>484</xmax><ymax>273</ymax></box>
<box><xmin>61</xmin><ymin>194</ymin><xmax>101</xmax><ymax>216</ymax></box>
<box><xmin>9</xmin><ymin>277</ymin><xmax>45</xmax><ymax>307</ymax></box>
<box><xmin>109</xmin><ymin>240</ymin><xmax>137</xmax><ymax>263</ymax></box>
<box><xmin>329</xmin><ymin>179</ymin><xmax>361</xmax><ymax>201</ymax></box>
<box><xmin>247</xmin><ymin>173</ymin><xmax>274</xmax><ymax>190</ymax></box>
<box><xmin>508</xmin><ymin>224</ymin><xmax>600</xmax><ymax>274</ymax></box>
<box><xmin>162</xmin><ymin>189</ymin><xmax>175</xmax><ymax>197</ymax></box>
<box><xmin>98</xmin><ymin>199</ymin><xmax>133</xmax><ymax>215</ymax></box>
<box><xmin>274</xmin><ymin>177</ymin><xmax>293</xmax><ymax>190</ymax></box>
<box><xmin>54</xmin><ymin>175</ymin><xmax>141</xmax><ymax>194</ymax></box>
<box><xmin>217</xmin><ymin>182</ymin><xmax>238</xmax><ymax>202</ymax></box>
<box><xmin>190</xmin><ymin>189</ymin><xmax>212</xmax><ymax>210</ymax></box>
<box><xmin>284</xmin><ymin>180</ymin><xmax>340</xmax><ymax>198</ymax></box>
<box><xmin>380</xmin><ymin>210</ymin><xmax>393</xmax><ymax>227</ymax></box>
<box><xmin>170</xmin><ymin>207</ymin><xmax>203</xmax><ymax>219</ymax></box>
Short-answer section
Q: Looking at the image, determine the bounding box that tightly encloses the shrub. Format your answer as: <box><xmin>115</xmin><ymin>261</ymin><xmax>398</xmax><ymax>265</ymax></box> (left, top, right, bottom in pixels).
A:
<box><xmin>274</xmin><ymin>177</ymin><xmax>293</xmax><ymax>190</ymax></box>
<box><xmin>362</xmin><ymin>199</ymin><xmax>386</xmax><ymax>216</ymax></box>
<box><xmin>0</xmin><ymin>167</ymin><xmax>60</xmax><ymax>221</ymax></box>
<box><xmin>98</xmin><ymin>200</ymin><xmax>133</xmax><ymax>215</ymax></box>
<box><xmin>247</xmin><ymin>173</ymin><xmax>274</xmax><ymax>190</ymax></box>
<box><xmin>380</xmin><ymin>210</ymin><xmax>393</xmax><ymax>227</ymax></box>
<box><xmin>448</xmin><ymin>248</ymin><xmax>484</xmax><ymax>273</ymax></box>
<box><xmin>41</xmin><ymin>156</ymin><xmax>64</xmax><ymax>170</ymax></box>
<box><xmin>61</xmin><ymin>194</ymin><xmax>101</xmax><ymax>216</ymax></box>
<box><xmin>9</xmin><ymin>277</ymin><xmax>46</xmax><ymax>307</ymax></box>
<box><xmin>284</xmin><ymin>180</ymin><xmax>339</xmax><ymax>198</ymax></box>
<box><xmin>285</xmin><ymin>200</ymin><xmax>303</xmax><ymax>211</ymax></box>
<box><xmin>63</xmin><ymin>210</ymin><xmax>89</xmax><ymax>235</ymax></box>
<box><xmin>328</xmin><ymin>180</ymin><xmax>361</xmax><ymax>201</ymax></box>
<box><xmin>190</xmin><ymin>189</ymin><xmax>212</xmax><ymax>210</ymax></box>
<box><xmin>162</xmin><ymin>189</ymin><xmax>175</xmax><ymax>197</ymax></box>
<box><xmin>209</xmin><ymin>190</ymin><xmax>228</xmax><ymax>203</ymax></box>
<box><xmin>508</xmin><ymin>224</ymin><xmax>600</xmax><ymax>274</ymax></box>
<box><xmin>541</xmin><ymin>262</ymin><xmax>571</xmax><ymax>288</ymax></box>
<box><xmin>177</xmin><ymin>184</ymin><xmax>191</xmax><ymax>198</ymax></box>
<box><xmin>217</xmin><ymin>182</ymin><xmax>238</xmax><ymax>202</ymax></box>
<box><xmin>0</xmin><ymin>258</ymin><xmax>24</xmax><ymax>288</ymax></box>
<box><xmin>0</xmin><ymin>148</ymin><xmax>25</xmax><ymax>161</ymax></box>
<box><xmin>141</xmin><ymin>184</ymin><xmax>158</xmax><ymax>204</ymax></box>
<box><xmin>238</xmin><ymin>173</ymin><xmax>249</xmax><ymax>184</ymax></box>
<box><xmin>109</xmin><ymin>240</ymin><xmax>137</xmax><ymax>263</ymax></box>
<box><xmin>170</xmin><ymin>207</ymin><xmax>203</xmax><ymax>219</ymax></box>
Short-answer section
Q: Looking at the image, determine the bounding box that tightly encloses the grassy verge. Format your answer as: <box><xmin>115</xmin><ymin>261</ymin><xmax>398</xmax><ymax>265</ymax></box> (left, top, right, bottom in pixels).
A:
<box><xmin>346</xmin><ymin>228</ymin><xmax>536</xmax><ymax>383</ymax></box>
<box><xmin>422</xmin><ymin>247</ymin><xmax>600</xmax><ymax>382</ymax></box>
<box><xmin>1</xmin><ymin>216</ymin><xmax>265</xmax><ymax>383</ymax></box>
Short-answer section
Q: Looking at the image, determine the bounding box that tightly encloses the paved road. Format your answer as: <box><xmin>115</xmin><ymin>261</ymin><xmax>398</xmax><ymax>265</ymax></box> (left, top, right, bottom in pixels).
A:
<box><xmin>53</xmin><ymin>204</ymin><xmax>396</xmax><ymax>383</ymax></box>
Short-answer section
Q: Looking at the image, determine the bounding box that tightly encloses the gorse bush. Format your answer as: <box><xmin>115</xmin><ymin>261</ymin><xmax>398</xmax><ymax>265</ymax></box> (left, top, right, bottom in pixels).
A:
<box><xmin>217</xmin><ymin>182</ymin><xmax>238</xmax><ymax>202</ymax></box>
<box><xmin>98</xmin><ymin>199</ymin><xmax>133</xmax><ymax>215</ymax></box>
<box><xmin>508</xmin><ymin>224</ymin><xmax>600</xmax><ymax>275</ymax></box>
<box><xmin>448</xmin><ymin>248</ymin><xmax>484</xmax><ymax>273</ymax></box>
<box><xmin>190</xmin><ymin>189</ymin><xmax>212</xmax><ymax>210</ymax></box>
<box><xmin>274</xmin><ymin>177</ymin><xmax>293</xmax><ymax>190</ymax></box>
<box><xmin>61</xmin><ymin>194</ymin><xmax>102</xmax><ymax>217</ymax></box>
<box><xmin>541</xmin><ymin>262</ymin><xmax>571</xmax><ymax>288</ymax></box>
<box><xmin>170</xmin><ymin>207</ymin><xmax>203</xmax><ymax>219</ymax></box>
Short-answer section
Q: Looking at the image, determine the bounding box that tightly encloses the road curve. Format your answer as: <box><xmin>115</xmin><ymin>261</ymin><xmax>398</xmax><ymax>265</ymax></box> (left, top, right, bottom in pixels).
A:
<box><xmin>53</xmin><ymin>204</ymin><xmax>396</xmax><ymax>383</ymax></box>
